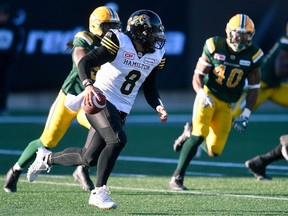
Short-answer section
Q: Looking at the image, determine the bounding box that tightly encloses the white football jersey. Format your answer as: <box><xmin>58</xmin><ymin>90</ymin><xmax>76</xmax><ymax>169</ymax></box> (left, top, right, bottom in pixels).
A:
<box><xmin>94</xmin><ymin>30</ymin><xmax>165</xmax><ymax>114</ymax></box>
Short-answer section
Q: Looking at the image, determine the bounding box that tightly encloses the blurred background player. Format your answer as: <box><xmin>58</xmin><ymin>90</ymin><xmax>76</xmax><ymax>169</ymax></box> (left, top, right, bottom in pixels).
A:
<box><xmin>0</xmin><ymin>2</ymin><xmax>25</xmax><ymax>115</ymax></box>
<box><xmin>169</xmin><ymin>14</ymin><xmax>263</xmax><ymax>190</ymax></box>
<box><xmin>245</xmin><ymin>134</ymin><xmax>288</xmax><ymax>180</ymax></box>
<box><xmin>27</xmin><ymin>9</ymin><xmax>168</xmax><ymax>210</ymax></box>
<box><xmin>173</xmin><ymin>21</ymin><xmax>288</xmax><ymax>153</ymax></box>
<box><xmin>238</xmin><ymin>22</ymin><xmax>288</xmax><ymax>180</ymax></box>
<box><xmin>3</xmin><ymin>6</ymin><xmax>121</xmax><ymax>193</ymax></box>
<box><xmin>232</xmin><ymin>21</ymin><xmax>288</xmax><ymax>118</ymax></box>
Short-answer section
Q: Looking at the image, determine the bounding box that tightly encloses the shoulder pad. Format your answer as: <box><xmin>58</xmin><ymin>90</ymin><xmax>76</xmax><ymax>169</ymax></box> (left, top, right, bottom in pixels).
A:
<box><xmin>205</xmin><ymin>37</ymin><xmax>216</xmax><ymax>54</ymax></box>
<box><xmin>74</xmin><ymin>31</ymin><xmax>94</xmax><ymax>46</ymax></box>
<box><xmin>205</xmin><ymin>37</ymin><xmax>225</xmax><ymax>54</ymax></box>
<box><xmin>101</xmin><ymin>30</ymin><xmax>120</xmax><ymax>55</ymax></box>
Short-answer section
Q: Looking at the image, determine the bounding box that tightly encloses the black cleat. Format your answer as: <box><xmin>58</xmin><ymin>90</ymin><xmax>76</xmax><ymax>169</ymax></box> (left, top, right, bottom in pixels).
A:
<box><xmin>3</xmin><ymin>168</ymin><xmax>22</xmax><ymax>193</ymax></box>
<box><xmin>245</xmin><ymin>156</ymin><xmax>271</xmax><ymax>180</ymax></box>
<box><xmin>169</xmin><ymin>175</ymin><xmax>188</xmax><ymax>191</ymax></box>
<box><xmin>73</xmin><ymin>166</ymin><xmax>95</xmax><ymax>191</ymax></box>
<box><xmin>173</xmin><ymin>122</ymin><xmax>192</xmax><ymax>152</ymax></box>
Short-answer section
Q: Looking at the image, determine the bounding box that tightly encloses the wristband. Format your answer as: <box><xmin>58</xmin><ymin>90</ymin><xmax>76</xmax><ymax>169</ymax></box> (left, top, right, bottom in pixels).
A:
<box><xmin>83</xmin><ymin>80</ymin><xmax>93</xmax><ymax>88</ymax></box>
<box><xmin>242</xmin><ymin>108</ymin><xmax>251</xmax><ymax>118</ymax></box>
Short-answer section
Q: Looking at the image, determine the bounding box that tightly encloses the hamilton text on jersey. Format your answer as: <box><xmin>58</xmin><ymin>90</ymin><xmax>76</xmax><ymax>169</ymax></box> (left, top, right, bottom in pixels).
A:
<box><xmin>123</xmin><ymin>59</ymin><xmax>151</xmax><ymax>70</ymax></box>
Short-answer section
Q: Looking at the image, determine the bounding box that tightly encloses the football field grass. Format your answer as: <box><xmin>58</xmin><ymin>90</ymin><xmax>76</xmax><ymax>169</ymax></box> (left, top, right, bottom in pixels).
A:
<box><xmin>1</xmin><ymin>175</ymin><xmax>288</xmax><ymax>215</ymax></box>
<box><xmin>1</xmin><ymin>111</ymin><xmax>288</xmax><ymax>215</ymax></box>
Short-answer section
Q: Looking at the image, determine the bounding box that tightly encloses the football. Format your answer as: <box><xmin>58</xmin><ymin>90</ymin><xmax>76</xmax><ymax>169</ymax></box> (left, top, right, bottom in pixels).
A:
<box><xmin>82</xmin><ymin>92</ymin><xmax>106</xmax><ymax>114</ymax></box>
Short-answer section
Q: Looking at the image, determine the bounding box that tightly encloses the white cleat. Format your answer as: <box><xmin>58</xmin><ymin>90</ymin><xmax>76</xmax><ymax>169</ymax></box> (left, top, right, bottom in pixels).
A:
<box><xmin>280</xmin><ymin>135</ymin><xmax>288</xmax><ymax>161</ymax></box>
<box><xmin>281</xmin><ymin>144</ymin><xmax>288</xmax><ymax>161</ymax></box>
<box><xmin>27</xmin><ymin>147</ymin><xmax>52</xmax><ymax>182</ymax></box>
<box><xmin>173</xmin><ymin>122</ymin><xmax>192</xmax><ymax>152</ymax></box>
<box><xmin>89</xmin><ymin>185</ymin><xmax>118</xmax><ymax>210</ymax></box>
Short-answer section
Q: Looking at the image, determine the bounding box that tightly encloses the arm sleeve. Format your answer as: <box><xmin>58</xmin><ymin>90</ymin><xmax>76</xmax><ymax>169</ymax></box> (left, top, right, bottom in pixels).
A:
<box><xmin>77</xmin><ymin>46</ymin><xmax>113</xmax><ymax>82</ymax></box>
<box><xmin>143</xmin><ymin>68</ymin><xmax>163</xmax><ymax>110</ymax></box>
<box><xmin>77</xmin><ymin>30</ymin><xmax>119</xmax><ymax>82</ymax></box>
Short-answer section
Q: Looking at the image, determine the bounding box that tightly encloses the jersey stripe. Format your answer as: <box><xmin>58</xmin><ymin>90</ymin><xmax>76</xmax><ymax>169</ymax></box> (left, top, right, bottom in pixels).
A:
<box><xmin>206</xmin><ymin>38</ymin><xmax>215</xmax><ymax>53</ymax></box>
<box><xmin>252</xmin><ymin>49</ymin><xmax>264</xmax><ymax>63</ymax></box>
<box><xmin>101</xmin><ymin>37</ymin><xmax>119</xmax><ymax>55</ymax></box>
<box><xmin>158</xmin><ymin>58</ymin><xmax>165</xmax><ymax>69</ymax></box>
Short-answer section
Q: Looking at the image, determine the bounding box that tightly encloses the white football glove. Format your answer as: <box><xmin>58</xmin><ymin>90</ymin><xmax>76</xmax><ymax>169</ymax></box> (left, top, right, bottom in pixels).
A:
<box><xmin>233</xmin><ymin>108</ymin><xmax>251</xmax><ymax>133</ymax></box>
<box><xmin>197</xmin><ymin>89</ymin><xmax>213</xmax><ymax>108</ymax></box>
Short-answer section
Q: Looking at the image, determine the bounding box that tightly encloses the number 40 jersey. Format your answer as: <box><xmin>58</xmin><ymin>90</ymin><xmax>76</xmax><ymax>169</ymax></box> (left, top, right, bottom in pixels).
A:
<box><xmin>203</xmin><ymin>36</ymin><xmax>264</xmax><ymax>103</ymax></box>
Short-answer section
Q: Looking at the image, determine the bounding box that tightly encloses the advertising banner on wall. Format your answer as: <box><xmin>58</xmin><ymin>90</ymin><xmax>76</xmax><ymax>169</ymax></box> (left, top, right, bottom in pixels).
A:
<box><xmin>9</xmin><ymin>0</ymin><xmax>188</xmax><ymax>91</ymax></box>
<box><xmin>6</xmin><ymin>0</ymin><xmax>288</xmax><ymax>92</ymax></box>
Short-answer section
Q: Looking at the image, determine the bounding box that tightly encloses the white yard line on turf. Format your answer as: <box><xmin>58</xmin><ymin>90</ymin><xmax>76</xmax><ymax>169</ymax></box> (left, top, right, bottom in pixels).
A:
<box><xmin>17</xmin><ymin>179</ymin><xmax>288</xmax><ymax>201</ymax></box>
<box><xmin>1</xmin><ymin>149</ymin><xmax>288</xmax><ymax>171</ymax></box>
<box><xmin>1</xmin><ymin>114</ymin><xmax>288</xmax><ymax>124</ymax></box>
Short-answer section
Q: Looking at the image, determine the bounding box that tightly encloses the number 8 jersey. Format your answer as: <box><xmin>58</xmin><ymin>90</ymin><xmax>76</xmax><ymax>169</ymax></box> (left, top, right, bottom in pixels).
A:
<box><xmin>94</xmin><ymin>29</ymin><xmax>165</xmax><ymax>114</ymax></box>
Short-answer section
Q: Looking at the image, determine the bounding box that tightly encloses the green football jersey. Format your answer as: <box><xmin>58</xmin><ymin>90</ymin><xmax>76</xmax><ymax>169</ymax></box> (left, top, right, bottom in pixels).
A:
<box><xmin>61</xmin><ymin>31</ymin><xmax>101</xmax><ymax>95</ymax></box>
<box><xmin>261</xmin><ymin>36</ymin><xmax>288</xmax><ymax>87</ymax></box>
<box><xmin>203</xmin><ymin>36</ymin><xmax>264</xmax><ymax>103</ymax></box>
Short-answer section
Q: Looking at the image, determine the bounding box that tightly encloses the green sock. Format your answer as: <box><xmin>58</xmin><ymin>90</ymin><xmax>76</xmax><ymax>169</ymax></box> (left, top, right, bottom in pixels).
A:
<box><xmin>175</xmin><ymin>135</ymin><xmax>203</xmax><ymax>176</ymax></box>
<box><xmin>17</xmin><ymin>139</ymin><xmax>44</xmax><ymax>168</ymax></box>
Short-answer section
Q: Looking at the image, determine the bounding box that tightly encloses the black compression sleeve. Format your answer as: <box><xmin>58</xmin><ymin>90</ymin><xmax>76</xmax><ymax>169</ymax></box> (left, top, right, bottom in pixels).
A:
<box><xmin>78</xmin><ymin>46</ymin><xmax>115</xmax><ymax>82</ymax></box>
<box><xmin>143</xmin><ymin>69</ymin><xmax>162</xmax><ymax>110</ymax></box>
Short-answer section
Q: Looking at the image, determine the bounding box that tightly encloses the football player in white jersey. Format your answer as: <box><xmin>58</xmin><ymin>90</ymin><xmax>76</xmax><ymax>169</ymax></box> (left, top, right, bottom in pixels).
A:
<box><xmin>3</xmin><ymin>6</ymin><xmax>121</xmax><ymax>193</ymax></box>
<box><xmin>27</xmin><ymin>9</ymin><xmax>168</xmax><ymax>210</ymax></box>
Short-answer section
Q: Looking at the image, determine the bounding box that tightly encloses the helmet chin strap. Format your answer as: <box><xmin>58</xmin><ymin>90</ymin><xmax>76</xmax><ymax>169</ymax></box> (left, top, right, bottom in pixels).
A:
<box><xmin>234</xmin><ymin>44</ymin><xmax>246</xmax><ymax>52</ymax></box>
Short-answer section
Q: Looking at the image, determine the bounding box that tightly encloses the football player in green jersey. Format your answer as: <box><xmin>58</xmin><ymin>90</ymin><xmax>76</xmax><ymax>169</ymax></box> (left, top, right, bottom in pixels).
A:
<box><xmin>232</xmin><ymin>22</ymin><xmax>288</xmax><ymax>118</ymax></box>
<box><xmin>173</xmin><ymin>21</ymin><xmax>288</xmax><ymax>181</ymax></box>
<box><xmin>243</xmin><ymin>23</ymin><xmax>288</xmax><ymax>180</ymax></box>
<box><xmin>3</xmin><ymin>6</ymin><xmax>121</xmax><ymax>193</ymax></box>
<box><xmin>169</xmin><ymin>14</ymin><xmax>264</xmax><ymax>190</ymax></box>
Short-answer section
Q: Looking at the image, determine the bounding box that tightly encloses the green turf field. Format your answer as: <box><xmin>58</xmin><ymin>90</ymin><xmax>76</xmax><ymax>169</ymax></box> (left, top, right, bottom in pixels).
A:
<box><xmin>1</xmin><ymin>112</ymin><xmax>288</xmax><ymax>215</ymax></box>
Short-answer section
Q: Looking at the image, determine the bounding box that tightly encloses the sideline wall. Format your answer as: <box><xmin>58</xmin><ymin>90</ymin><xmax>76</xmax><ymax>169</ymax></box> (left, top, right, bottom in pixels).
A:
<box><xmin>10</xmin><ymin>0</ymin><xmax>288</xmax><ymax>92</ymax></box>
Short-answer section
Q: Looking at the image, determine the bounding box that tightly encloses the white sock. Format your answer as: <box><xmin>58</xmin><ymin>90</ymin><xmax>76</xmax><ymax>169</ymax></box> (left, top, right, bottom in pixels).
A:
<box><xmin>13</xmin><ymin>163</ymin><xmax>23</xmax><ymax>171</ymax></box>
